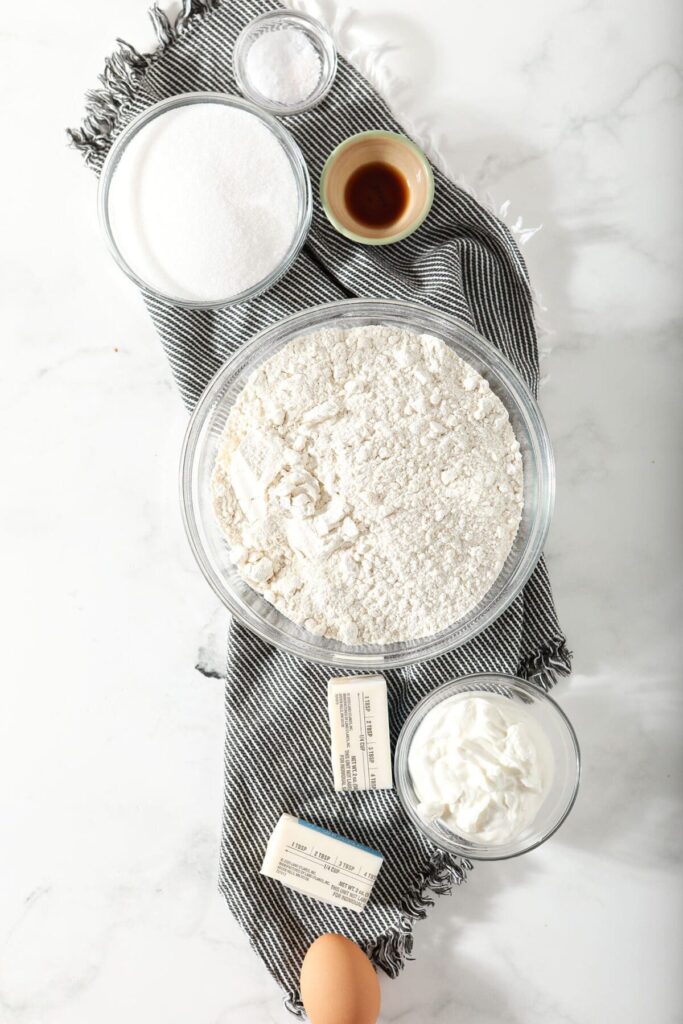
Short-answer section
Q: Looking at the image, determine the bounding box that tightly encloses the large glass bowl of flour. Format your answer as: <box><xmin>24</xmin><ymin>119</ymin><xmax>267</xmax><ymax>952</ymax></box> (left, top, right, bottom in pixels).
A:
<box><xmin>180</xmin><ymin>299</ymin><xmax>555</xmax><ymax>669</ymax></box>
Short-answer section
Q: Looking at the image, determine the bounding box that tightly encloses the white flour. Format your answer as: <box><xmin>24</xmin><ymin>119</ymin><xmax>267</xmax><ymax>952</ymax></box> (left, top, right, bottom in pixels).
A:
<box><xmin>212</xmin><ymin>325</ymin><xmax>524</xmax><ymax>645</ymax></box>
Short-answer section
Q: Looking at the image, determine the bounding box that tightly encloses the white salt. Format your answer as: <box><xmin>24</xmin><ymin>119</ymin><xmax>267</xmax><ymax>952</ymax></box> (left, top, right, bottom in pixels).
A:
<box><xmin>245</xmin><ymin>27</ymin><xmax>321</xmax><ymax>106</ymax></box>
<box><xmin>107</xmin><ymin>103</ymin><xmax>300</xmax><ymax>302</ymax></box>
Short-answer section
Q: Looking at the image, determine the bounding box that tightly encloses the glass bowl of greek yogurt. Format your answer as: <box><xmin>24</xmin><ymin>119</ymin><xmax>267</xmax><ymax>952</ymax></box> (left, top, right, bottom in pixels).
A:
<box><xmin>394</xmin><ymin>674</ymin><xmax>580</xmax><ymax>859</ymax></box>
<box><xmin>180</xmin><ymin>298</ymin><xmax>555</xmax><ymax>669</ymax></box>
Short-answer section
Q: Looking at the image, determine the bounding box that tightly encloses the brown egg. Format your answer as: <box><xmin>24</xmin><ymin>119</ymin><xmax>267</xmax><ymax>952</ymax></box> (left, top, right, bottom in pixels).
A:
<box><xmin>300</xmin><ymin>934</ymin><xmax>381</xmax><ymax>1024</ymax></box>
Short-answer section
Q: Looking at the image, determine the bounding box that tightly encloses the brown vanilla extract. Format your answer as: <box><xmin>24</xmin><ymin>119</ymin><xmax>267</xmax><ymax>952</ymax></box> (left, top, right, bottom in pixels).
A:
<box><xmin>344</xmin><ymin>161</ymin><xmax>409</xmax><ymax>228</ymax></box>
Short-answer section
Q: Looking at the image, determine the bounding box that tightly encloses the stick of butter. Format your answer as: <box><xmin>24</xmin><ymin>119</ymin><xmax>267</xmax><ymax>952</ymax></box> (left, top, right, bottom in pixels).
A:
<box><xmin>327</xmin><ymin>675</ymin><xmax>393</xmax><ymax>792</ymax></box>
<box><xmin>260</xmin><ymin>814</ymin><xmax>383</xmax><ymax>913</ymax></box>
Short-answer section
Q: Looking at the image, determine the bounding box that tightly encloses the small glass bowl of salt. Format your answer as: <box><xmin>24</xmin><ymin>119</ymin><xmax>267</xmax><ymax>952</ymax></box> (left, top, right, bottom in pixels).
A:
<box><xmin>233</xmin><ymin>10</ymin><xmax>337</xmax><ymax>116</ymax></box>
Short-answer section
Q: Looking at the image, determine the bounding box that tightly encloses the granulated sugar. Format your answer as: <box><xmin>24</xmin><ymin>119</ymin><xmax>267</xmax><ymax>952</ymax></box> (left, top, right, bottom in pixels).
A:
<box><xmin>212</xmin><ymin>324</ymin><xmax>524</xmax><ymax>645</ymax></box>
<box><xmin>245</xmin><ymin>28</ymin><xmax>321</xmax><ymax>106</ymax></box>
<box><xmin>107</xmin><ymin>103</ymin><xmax>300</xmax><ymax>302</ymax></box>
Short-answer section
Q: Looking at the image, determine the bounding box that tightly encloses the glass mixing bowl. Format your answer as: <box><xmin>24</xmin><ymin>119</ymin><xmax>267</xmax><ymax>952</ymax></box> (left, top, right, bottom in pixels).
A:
<box><xmin>233</xmin><ymin>10</ymin><xmax>338</xmax><ymax>116</ymax></box>
<box><xmin>97</xmin><ymin>92</ymin><xmax>312</xmax><ymax>309</ymax></box>
<box><xmin>394</xmin><ymin>674</ymin><xmax>581</xmax><ymax>859</ymax></box>
<box><xmin>180</xmin><ymin>298</ymin><xmax>555</xmax><ymax>669</ymax></box>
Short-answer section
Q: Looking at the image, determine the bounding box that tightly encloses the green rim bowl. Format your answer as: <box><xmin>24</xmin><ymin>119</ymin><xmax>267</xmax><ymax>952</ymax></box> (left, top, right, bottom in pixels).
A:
<box><xmin>320</xmin><ymin>130</ymin><xmax>435</xmax><ymax>246</ymax></box>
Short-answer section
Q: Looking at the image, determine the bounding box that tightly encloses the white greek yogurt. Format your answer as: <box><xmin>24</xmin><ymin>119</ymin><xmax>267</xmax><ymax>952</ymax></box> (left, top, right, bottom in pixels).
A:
<box><xmin>407</xmin><ymin>692</ymin><xmax>553</xmax><ymax>845</ymax></box>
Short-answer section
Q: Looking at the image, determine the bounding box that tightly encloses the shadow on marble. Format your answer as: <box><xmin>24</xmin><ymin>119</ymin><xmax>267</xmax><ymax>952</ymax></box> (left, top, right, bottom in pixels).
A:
<box><xmin>379</xmin><ymin>853</ymin><xmax>537</xmax><ymax>1022</ymax></box>
<box><xmin>555</xmin><ymin>673</ymin><xmax>683</xmax><ymax>864</ymax></box>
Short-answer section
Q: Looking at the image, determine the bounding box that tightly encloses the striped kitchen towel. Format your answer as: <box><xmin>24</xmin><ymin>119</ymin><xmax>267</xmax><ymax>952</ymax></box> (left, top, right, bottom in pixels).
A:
<box><xmin>69</xmin><ymin>0</ymin><xmax>571</xmax><ymax>1013</ymax></box>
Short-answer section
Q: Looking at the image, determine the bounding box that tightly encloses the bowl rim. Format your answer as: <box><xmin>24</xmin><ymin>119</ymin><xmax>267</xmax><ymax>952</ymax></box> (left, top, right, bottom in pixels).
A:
<box><xmin>97</xmin><ymin>91</ymin><xmax>312</xmax><ymax>309</ymax></box>
<box><xmin>179</xmin><ymin>297</ymin><xmax>555</xmax><ymax>669</ymax></box>
<box><xmin>232</xmin><ymin>9</ymin><xmax>338</xmax><ymax>116</ymax></box>
<box><xmin>394</xmin><ymin>673</ymin><xmax>581</xmax><ymax>860</ymax></box>
<box><xmin>319</xmin><ymin>130</ymin><xmax>436</xmax><ymax>246</ymax></box>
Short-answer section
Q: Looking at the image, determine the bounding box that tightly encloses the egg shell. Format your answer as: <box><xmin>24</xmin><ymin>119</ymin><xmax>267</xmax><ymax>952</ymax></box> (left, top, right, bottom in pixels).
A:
<box><xmin>300</xmin><ymin>933</ymin><xmax>381</xmax><ymax>1024</ymax></box>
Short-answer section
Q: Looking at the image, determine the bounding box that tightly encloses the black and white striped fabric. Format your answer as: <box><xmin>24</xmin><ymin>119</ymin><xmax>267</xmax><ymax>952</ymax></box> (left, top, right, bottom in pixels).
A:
<box><xmin>70</xmin><ymin>0</ymin><xmax>571</xmax><ymax>1012</ymax></box>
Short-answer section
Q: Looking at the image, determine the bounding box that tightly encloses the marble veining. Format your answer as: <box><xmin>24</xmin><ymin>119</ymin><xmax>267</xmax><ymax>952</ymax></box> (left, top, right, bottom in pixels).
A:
<box><xmin>0</xmin><ymin>0</ymin><xmax>680</xmax><ymax>1021</ymax></box>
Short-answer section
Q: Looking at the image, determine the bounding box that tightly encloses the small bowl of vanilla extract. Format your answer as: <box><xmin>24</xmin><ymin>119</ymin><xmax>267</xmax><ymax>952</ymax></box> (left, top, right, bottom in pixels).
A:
<box><xmin>320</xmin><ymin>130</ymin><xmax>434</xmax><ymax>245</ymax></box>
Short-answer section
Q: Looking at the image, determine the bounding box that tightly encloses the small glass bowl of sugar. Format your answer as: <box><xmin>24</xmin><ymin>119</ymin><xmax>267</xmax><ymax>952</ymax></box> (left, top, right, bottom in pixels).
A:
<box><xmin>233</xmin><ymin>10</ymin><xmax>337</xmax><ymax>116</ymax></box>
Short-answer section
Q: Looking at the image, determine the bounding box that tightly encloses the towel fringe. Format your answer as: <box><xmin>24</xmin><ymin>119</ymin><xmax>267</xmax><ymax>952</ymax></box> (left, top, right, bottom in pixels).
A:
<box><xmin>284</xmin><ymin>991</ymin><xmax>306</xmax><ymax>1018</ymax></box>
<box><xmin>367</xmin><ymin>850</ymin><xmax>471</xmax><ymax>976</ymax></box>
<box><xmin>518</xmin><ymin>639</ymin><xmax>573</xmax><ymax>692</ymax></box>
<box><xmin>66</xmin><ymin>0</ymin><xmax>215</xmax><ymax>165</ymax></box>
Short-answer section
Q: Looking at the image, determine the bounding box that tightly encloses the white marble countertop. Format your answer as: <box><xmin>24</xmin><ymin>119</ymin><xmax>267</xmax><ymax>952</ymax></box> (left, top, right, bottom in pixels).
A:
<box><xmin>1</xmin><ymin>0</ymin><xmax>681</xmax><ymax>1021</ymax></box>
